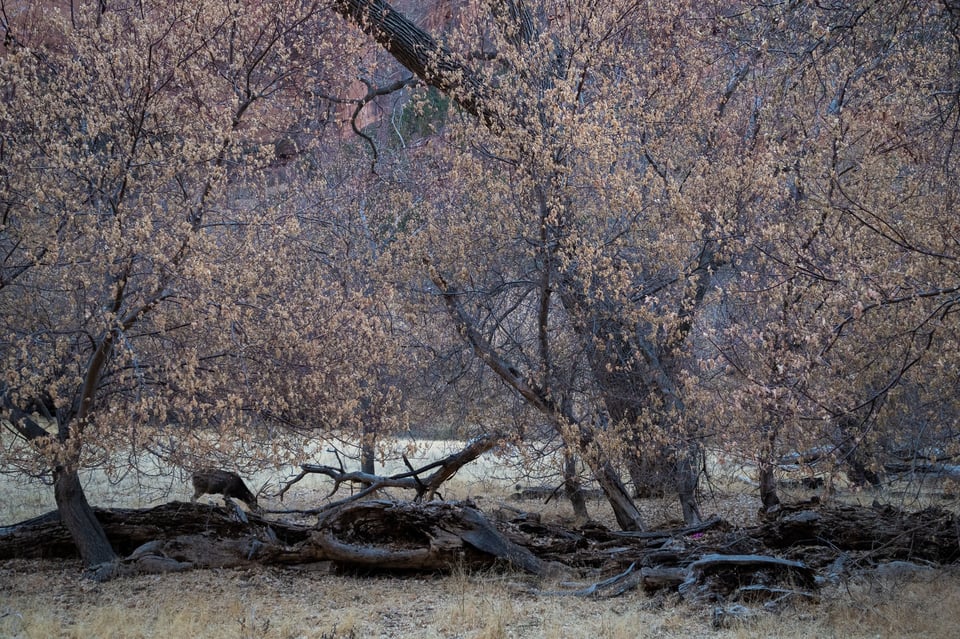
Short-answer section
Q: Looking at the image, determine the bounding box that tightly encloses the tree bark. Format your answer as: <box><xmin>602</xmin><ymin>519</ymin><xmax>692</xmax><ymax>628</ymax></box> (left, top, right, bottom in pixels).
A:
<box><xmin>53</xmin><ymin>467</ymin><xmax>118</xmax><ymax>568</ymax></box>
<box><xmin>562</xmin><ymin>450</ymin><xmax>589</xmax><ymax>523</ymax></box>
<box><xmin>428</xmin><ymin>266</ymin><xmax>646</xmax><ymax>530</ymax></box>
<box><xmin>330</xmin><ymin>0</ymin><xmax>494</xmax><ymax>124</ymax></box>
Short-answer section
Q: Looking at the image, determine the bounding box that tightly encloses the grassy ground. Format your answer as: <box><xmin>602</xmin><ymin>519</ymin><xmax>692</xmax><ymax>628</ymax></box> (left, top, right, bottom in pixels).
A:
<box><xmin>2</xmin><ymin>557</ymin><xmax>959</xmax><ymax>638</ymax></box>
<box><xmin>2</xmin><ymin>444</ymin><xmax>960</xmax><ymax>638</ymax></box>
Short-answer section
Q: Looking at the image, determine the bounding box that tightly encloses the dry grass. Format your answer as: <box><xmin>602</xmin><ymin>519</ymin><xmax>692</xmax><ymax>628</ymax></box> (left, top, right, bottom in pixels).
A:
<box><xmin>3</xmin><ymin>444</ymin><xmax>960</xmax><ymax>638</ymax></box>
<box><xmin>2</xmin><ymin>557</ymin><xmax>959</xmax><ymax>639</ymax></box>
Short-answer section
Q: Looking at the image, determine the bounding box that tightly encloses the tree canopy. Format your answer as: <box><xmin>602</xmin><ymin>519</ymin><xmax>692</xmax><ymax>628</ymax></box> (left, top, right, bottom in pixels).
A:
<box><xmin>1</xmin><ymin>0</ymin><xmax>958</xmax><ymax>566</ymax></box>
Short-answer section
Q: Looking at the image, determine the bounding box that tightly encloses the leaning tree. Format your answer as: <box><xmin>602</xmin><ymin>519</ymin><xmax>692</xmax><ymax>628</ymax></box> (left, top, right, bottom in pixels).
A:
<box><xmin>327</xmin><ymin>0</ymin><xmax>784</xmax><ymax>527</ymax></box>
<box><xmin>0</xmin><ymin>0</ymin><xmax>394</xmax><ymax>569</ymax></box>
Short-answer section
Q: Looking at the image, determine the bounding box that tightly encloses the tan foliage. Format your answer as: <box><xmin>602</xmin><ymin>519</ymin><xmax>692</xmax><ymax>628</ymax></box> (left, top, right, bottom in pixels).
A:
<box><xmin>0</xmin><ymin>0</ymin><xmax>405</xmax><ymax>563</ymax></box>
<box><xmin>2</xmin><ymin>0</ymin><xmax>959</xmax><ymax>566</ymax></box>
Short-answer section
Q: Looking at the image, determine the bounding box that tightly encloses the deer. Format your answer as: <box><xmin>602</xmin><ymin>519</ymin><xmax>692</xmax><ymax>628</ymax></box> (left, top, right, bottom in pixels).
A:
<box><xmin>191</xmin><ymin>468</ymin><xmax>259</xmax><ymax>511</ymax></box>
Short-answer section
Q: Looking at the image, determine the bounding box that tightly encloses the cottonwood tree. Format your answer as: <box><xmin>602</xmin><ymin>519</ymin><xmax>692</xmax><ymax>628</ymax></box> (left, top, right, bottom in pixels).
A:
<box><xmin>254</xmin><ymin>140</ymin><xmax>417</xmax><ymax>476</ymax></box>
<box><xmin>0</xmin><ymin>0</ymin><xmax>382</xmax><ymax>570</ymax></box>
<box><xmin>330</xmin><ymin>0</ymin><xmax>960</xmax><ymax>523</ymax></box>
<box><xmin>328</xmin><ymin>0</ymin><xmax>777</xmax><ymax>527</ymax></box>
<box><xmin>703</xmin><ymin>0</ymin><xmax>960</xmax><ymax>506</ymax></box>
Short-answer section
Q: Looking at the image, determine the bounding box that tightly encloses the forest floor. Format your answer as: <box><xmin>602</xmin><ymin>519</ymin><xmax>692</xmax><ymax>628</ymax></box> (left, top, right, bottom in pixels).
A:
<box><xmin>3</xmin><ymin>554</ymin><xmax>959</xmax><ymax>639</ymax></box>
<box><xmin>2</xmin><ymin>445</ymin><xmax>960</xmax><ymax>638</ymax></box>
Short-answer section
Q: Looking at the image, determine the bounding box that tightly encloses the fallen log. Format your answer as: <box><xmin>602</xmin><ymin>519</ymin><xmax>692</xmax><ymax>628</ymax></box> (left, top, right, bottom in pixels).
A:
<box><xmin>3</xmin><ymin>497</ymin><xmax>958</xmax><ymax>595</ymax></box>
<box><xmin>679</xmin><ymin>554</ymin><xmax>817</xmax><ymax>603</ymax></box>
<box><xmin>0</xmin><ymin>498</ymin><xmax>549</xmax><ymax>577</ymax></box>
<box><xmin>0</xmin><ymin>502</ymin><xmax>290</xmax><ymax>560</ymax></box>
<box><xmin>607</xmin><ymin>514</ymin><xmax>726</xmax><ymax>542</ymax></box>
<box><xmin>544</xmin><ymin>553</ymin><xmax>815</xmax><ymax>602</ymax></box>
<box><xmin>756</xmin><ymin>503</ymin><xmax>960</xmax><ymax>564</ymax></box>
<box><xmin>311</xmin><ymin>499</ymin><xmax>546</xmax><ymax>574</ymax></box>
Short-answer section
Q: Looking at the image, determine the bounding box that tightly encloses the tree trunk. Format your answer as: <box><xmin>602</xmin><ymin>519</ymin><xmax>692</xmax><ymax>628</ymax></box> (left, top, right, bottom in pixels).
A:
<box><xmin>758</xmin><ymin>461</ymin><xmax>781</xmax><ymax>515</ymax></box>
<box><xmin>562</xmin><ymin>450</ymin><xmax>590</xmax><ymax>523</ymax></box>
<box><xmin>330</xmin><ymin>0</ymin><xmax>494</xmax><ymax>123</ymax></box>
<box><xmin>53</xmin><ymin>467</ymin><xmax>118</xmax><ymax>567</ymax></box>
<box><xmin>677</xmin><ymin>448</ymin><xmax>703</xmax><ymax>525</ymax></box>
<box><xmin>558</xmin><ymin>284</ymin><xmax>704</xmax><ymax>524</ymax></box>
<box><xmin>429</xmin><ymin>268</ymin><xmax>647</xmax><ymax>530</ymax></box>
<box><xmin>758</xmin><ymin>420</ymin><xmax>782</xmax><ymax>515</ymax></box>
<box><xmin>593</xmin><ymin>458</ymin><xmax>646</xmax><ymax>530</ymax></box>
<box><xmin>334</xmin><ymin>0</ymin><xmax>659</xmax><ymax>532</ymax></box>
<box><xmin>832</xmin><ymin>416</ymin><xmax>883</xmax><ymax>488</ymax></box>
<box><xmin>360</xmin><ymin>428</ymin><xmax>376</xmax><ymax>476</ymax></box>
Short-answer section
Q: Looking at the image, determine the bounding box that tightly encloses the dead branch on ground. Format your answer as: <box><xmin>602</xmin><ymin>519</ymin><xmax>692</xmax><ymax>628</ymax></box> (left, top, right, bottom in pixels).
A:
<box><xmin>277</xmin><ymin>433</ymin><xmax>501</xmax><ymax>507</ymax></box>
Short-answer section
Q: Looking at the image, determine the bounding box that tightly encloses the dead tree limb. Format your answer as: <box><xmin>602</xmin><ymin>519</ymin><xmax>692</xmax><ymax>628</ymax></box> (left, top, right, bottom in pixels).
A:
<box><xmin>679</xmin><ymin>554</ymin><xmax>818</xmax><ymax>605</ymax></box>
<box><xmin>303</xmin><ymin>499</ymin><xmax>547</xmax><ymax>574</ymax></box>
<box><xmin>278</xmin><ymin>433</ymin><xmax>501</xmax><ymax>505</ymax></box>
<box><xmin>756</xmin><ymin>503</ymin><xmax>960</xmax><ymax>563</ymax></box>
<box><xmin>608</xmin><ymin>514</ymin><xmax>725</xmax><ymax>542</ymax></box>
